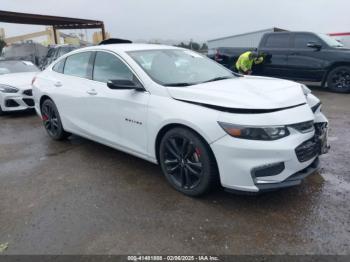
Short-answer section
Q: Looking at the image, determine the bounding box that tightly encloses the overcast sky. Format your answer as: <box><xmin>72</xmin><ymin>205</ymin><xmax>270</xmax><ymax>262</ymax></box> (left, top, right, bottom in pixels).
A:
<box><xmin>1</xmin><ymin>0</ymin><xmax>349</xmax><ymax>43</ymax></box>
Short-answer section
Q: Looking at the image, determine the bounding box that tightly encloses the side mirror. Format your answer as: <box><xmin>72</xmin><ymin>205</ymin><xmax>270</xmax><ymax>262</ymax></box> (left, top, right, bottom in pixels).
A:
<box><xmin>307</xmin><ymin>42</ymin><xmax>322</xmax><ymax>50</ymax></box>
<box><xmin>107</xmin><ymin>79</ymin><xmax>144</xmax><ymax>91</ymax></box>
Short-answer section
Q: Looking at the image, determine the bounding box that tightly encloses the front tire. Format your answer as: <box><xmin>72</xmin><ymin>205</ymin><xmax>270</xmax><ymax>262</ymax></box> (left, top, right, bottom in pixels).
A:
<box><xmin>159</xmin><ymin>127</ymin><xmax>218</xmax><ymax>197</ymax></box>
<box><xmin>327</xmin><ymin>66</ymin><xmax>350</xmax><ymax>93</ymax></box>
<box><xmin>41</xmin><ymin>99</ymin><xmax>69</xmax><ymax>140</ymax></box>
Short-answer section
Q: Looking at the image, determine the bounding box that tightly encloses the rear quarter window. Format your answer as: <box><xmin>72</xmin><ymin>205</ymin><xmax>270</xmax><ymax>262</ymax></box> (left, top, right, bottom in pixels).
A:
<box><xmin>63</xmin><ymin>52</ymin><xmax>92</xmax><ymax>78</ymax></box>
<box><xmin>52</xmin><ymin>59</ymin><xmax>65</xmax><ymax>73</ymax></box>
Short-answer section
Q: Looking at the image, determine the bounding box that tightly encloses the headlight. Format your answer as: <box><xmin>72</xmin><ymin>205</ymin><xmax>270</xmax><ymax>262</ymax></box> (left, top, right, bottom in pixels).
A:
<box><xmin>218</xmin><ymin>122</ymin><xmax>290</xmax><ymax>140</ymax></box>
<box><xmin>0</xmin><ymin>84</ymin><xmax>19</xmax><ymax>93</ymax></box>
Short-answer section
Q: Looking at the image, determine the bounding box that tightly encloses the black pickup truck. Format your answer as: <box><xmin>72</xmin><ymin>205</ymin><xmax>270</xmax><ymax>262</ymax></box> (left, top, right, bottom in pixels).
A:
<box><xmin>211</xmin><ymin>31</ymin><xmax>350</xmax><ymax>93</ymax></box>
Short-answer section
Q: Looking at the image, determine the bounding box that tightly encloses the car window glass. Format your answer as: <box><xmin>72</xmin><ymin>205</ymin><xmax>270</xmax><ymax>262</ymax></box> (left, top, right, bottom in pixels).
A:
<box><xmin>64</xmin><ymin>52</ymin><xmax>91</xmax><ymax>78</ymax></box>
<box><xmin>52</xmin><ymin>59</ymin><xmax>65</xmax><ymax>73</ymax></box>
<box><xmin>93</xmin><ymin>52</ymin><xmax>134</xmax><ymax>83</ymax></box>
<box><xmin>294</xmin><ymin>34</ymin><xmax>320</xmax><ymax>48</ymax></box>
<box><xmin>265</xmin><ymin>34</ymin><xmax>290</xmax><ymax>48</ymax></box>
<box><xmin>128</xmin><ymin>49</ymin><xmax>233</xmax><ymax>86</ymax></box>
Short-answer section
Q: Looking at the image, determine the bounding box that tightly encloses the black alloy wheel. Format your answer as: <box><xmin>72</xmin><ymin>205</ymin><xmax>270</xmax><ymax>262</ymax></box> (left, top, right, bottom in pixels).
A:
<box><xmin>159</xmin><ymin>127</ymin><xmax>218</xmax><ymax>196</ymax></box>
<box><xmin>327</xmin><ymin>66</ymin><xmax>350</xmax><ymax>93</ymax></box>
<box><xmin>41</xmin><ymin>99</ymin><xmax>69</xmax><ymax>140</ymax></box>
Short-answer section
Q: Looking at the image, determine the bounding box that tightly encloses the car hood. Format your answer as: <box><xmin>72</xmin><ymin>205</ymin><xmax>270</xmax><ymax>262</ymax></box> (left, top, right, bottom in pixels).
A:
<box><xmin>0</xmin><ymin>72</ymin><xmax>38</xmax><ymax>90</ymax></box>
<box><xmin>166</xmin><ymin>76</ymin><xmax>307</xmax><ymax>110</ymax></box>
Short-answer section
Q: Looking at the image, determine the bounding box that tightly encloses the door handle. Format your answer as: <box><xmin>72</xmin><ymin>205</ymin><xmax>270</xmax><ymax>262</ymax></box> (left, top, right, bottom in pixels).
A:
<box><xmin>54</xmin><ymin>81</ymin><xmax>62</xmax><ymax>87</ymax></box>
<box><xmin>87</xmin><ymin>89</ymin><xmax>98</xmax><ymax>95</ymax></box>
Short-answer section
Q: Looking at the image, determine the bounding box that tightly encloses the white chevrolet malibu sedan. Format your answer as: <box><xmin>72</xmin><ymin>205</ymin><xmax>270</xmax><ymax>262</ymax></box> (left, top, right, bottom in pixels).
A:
<box><xmin>32</xmin><ymin>43</ymin><xmax>329</xmax><ymax>196</ymax></box>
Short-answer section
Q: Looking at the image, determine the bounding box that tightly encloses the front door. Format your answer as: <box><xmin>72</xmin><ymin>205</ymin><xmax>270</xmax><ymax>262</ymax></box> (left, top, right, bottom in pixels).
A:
<box><xmin>84</xmin><ymin>51</ymin><xmax>150</xmax><ymax>156</ymax></box>
<box><xmin>287</xmin><ymin>33</ymin><xmax>326</xmax><ymax>81</ymax></box>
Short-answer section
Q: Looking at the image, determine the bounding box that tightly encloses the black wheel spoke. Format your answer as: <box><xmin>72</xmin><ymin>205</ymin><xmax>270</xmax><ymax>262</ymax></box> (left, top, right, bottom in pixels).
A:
<box><xmin>184</xmin><ymin>142</ymin><xmax>194</xmax><ymax>159</ymax></box>
<box><xmin>184</xmin><ymin>168</ymin><xmax>191</xmax><ymax>188</ymax></box>
<box><xmin>179</xmin><ymin>167</ymin><xmax>185</xmax><ymax>187</ymax></box>
<box><xmin>166</xmin><ymin>139</ymin><xmax>181</xmax><ymax>159</ymax></box>
<box><xmin>164</xmin><ymin>159</ymin><xmax>179</xmax><ymax>165</ymax></box>
<box><xmin>167</xmin><ymin>164</ymin><xmax>180</xmax><ymax>174</ymax></box>
<box><xmin>181</xmin><ymin>139</ymin><xmax>188</xmax><ymax>155</ymax></box>
<box><xmin>52</xmin><ymin>119</ymin><xmax>58</xmax><ymax>128</ymax></box>
<box><xmin>186</xmin><ymin>164</ymin><xmax>202</xmax><ymax>177</ymax></box>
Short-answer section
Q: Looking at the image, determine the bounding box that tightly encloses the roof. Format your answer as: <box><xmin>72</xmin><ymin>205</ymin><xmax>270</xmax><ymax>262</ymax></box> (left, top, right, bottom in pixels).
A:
<box><xmin>208</xmin><ymin>27</ymin><xmax>287</xmax><ymax>43</ymax></box>
<box><xmin>0</xmin><ymin>10</ymin><xmax>103</xmax><ymax>29</ymax></box>
<box><xmin>77</xmin><ymin>43</ymin><xmax>181</xmax><ymax>53</ymax></box>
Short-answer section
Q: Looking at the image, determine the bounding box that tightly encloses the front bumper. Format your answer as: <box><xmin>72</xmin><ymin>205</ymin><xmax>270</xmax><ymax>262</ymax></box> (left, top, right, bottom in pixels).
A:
<box><xmin>211</xmin><ymin>122</ymin><xmax>328</xmax><ymax>193</ymax></box>
<box><xmin>0</xmin><ymin>89</ymin><xmax>34</xmax><ymax>112</ymax></box>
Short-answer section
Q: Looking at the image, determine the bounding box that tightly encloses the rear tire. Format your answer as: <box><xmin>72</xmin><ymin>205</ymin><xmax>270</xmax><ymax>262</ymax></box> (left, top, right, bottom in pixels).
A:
<box><xmin>159</xmin><ymin>127</ymin><xmax>219</xmax><ymax>197</ymax></box>
<box><xmin>41</xmin><ymin>99</ymin><xmax>70</xmax><ymax>140</ymax></box>
<box><xmin>327</xmin><ymin>66</ymin><xmax>350</xmax><ymax>93</ymax></box>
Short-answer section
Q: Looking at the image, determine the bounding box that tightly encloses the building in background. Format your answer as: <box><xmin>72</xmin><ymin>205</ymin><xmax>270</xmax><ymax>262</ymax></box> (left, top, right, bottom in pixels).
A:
<box><xmin>93</xmin><ymin>31</ymin><xmax>110</xmax><ymax>44</ymax></box>
<box><xmin>207</xmin><ymin>27</ymin><xmax>287</xmax><ymax>50</ymax></box>
<box><xmin>329</xmin><ymin>32</ymin><xmax>350</xmax><ymax>48</ymax></box>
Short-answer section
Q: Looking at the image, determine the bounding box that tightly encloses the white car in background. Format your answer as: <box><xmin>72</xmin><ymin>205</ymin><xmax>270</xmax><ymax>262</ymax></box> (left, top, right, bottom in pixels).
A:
<box><xmin>0</xmin><ymin>60</ymin><xmax>39</xmax><ymax>115</ymax></box>
<box><xmin>32</xmin><ymin>44</ymin><xmax>329</xmax><ymax>196</ymax></box>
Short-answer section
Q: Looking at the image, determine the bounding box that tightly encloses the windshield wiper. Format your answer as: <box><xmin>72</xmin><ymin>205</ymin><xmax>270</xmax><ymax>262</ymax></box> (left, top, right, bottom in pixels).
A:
<box><xmin>164</xmin><ymin>83</ymin><xmax>194</xmax><ymax>87</ymax></box>
<box><xmin>203</xmin><ymin>76</ymin><xmax>233</xmax><ymax>83</ymax></box>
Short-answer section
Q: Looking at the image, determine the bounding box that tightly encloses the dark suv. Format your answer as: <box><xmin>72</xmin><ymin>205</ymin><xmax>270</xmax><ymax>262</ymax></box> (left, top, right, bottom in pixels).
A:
<box><xmin>41</xmin><ymin>45</ymin><xmax>78</xmax><ymax>69</ymax></box>
<box><xmin>212</xmin><ymin>32</ymin><xmax>350</xmax><ymax>93</ymax></box>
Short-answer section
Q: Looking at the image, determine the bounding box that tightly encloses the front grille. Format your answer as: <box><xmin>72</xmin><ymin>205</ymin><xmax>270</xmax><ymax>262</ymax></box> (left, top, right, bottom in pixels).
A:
<box><xmin>23</xmin><ymin>98</ymin><xmax>34</xmax><ymax>107</ymax></box>
<box><xmin>295</xmin><ymin>137</ymin><xmax>319</xmax><ymax>162</ymax></box>
<box><xmin>5</xmin><ymin>99</ymin><xmax>19</xmax><ymax>107</ymax></box>
<box><xmin>23</xmin><ymin>89</ymin><xmax>33</xmax><ymax>96</ymax></box>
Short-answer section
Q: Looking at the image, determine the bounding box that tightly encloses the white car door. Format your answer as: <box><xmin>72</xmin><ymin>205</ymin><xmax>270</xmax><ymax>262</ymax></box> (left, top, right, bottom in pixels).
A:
<box><xmin>49</xmin><ymin>51</ymin><xmax>95</xmax><ymax>135</ymax></box>
<box><xmin>82</xmin><ymin>51</ymin><xmax>150</xmax><ymax>156</ymax></box>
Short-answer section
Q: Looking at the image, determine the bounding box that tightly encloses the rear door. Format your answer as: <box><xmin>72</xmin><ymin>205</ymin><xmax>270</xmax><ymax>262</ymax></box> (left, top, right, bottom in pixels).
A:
<box><xmin>259</xmin><ymin>33</ymin><xmax>291</xmax><ymax>78</ymax></box>
<box><xmin>287</xmin><ymin>33</ymin><xmax>327</xmax><ymax>81</ymax></box>
<box><xmin>49</xmin><ymin>51</ymin><xmax>95</xmax><ymax>134</ymax></box>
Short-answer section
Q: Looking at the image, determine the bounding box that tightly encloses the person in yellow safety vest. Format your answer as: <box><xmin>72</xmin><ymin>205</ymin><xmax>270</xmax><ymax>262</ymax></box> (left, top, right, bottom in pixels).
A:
<box><xmin>235</xmin><ymin>51</ymin><xmax>264</xmax><ymax>75</ymax></box>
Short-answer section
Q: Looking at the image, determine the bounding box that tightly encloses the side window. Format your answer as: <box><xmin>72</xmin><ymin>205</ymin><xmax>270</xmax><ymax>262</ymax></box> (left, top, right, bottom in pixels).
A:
<box><xmin>294</xmin><ymin>34</ymin><xmax>321</xmax><ymax>49</ymax></box>
<box><xmin>64</xmin><ymin>52</ymin><xmax>92</xmax><ymax>78</ymax></box>
<box><xmin>93</xmin><ymin>52</ymin><xmax>134</xmax><ymax>83</ymax></box>
<box><xmin>52</xmin><ymin>58</ymin><xmax>65</xmax><ymax>73</ymax></box>
<box><xmin>265</xmin><ymin>34</ymin><xmax>290</xmax><ymax>48</ymax></box>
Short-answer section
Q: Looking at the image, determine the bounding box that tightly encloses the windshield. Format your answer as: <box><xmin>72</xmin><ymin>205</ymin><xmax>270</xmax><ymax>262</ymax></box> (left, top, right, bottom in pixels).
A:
<box><xmin>0</xmin><ymin>60</ymin><xmax>39</xmax><ymax>75</ymax></box>
<box><xmin>128</xmin><ymin>49</ymin><xmax>234</xmax><ymax>86</ymax></box>
<box><xmin>317</xmin><ymin>33</ymin><xmax>344</xmax><ymax>47</ymax></box>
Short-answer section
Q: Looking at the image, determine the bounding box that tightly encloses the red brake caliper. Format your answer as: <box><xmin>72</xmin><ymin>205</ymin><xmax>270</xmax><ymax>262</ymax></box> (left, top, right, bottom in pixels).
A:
<box><xmin>42</xmin><ymin>115</ymin><xmax>48</xmax><ymax>121</ymax></box>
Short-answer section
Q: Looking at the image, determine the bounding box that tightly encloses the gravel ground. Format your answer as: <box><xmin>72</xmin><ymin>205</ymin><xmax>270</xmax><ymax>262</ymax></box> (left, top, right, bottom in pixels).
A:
<box><xmin>0</xmin><ymin>88</ymin><xmax>349</xmax><ymax>255</ymax></box>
